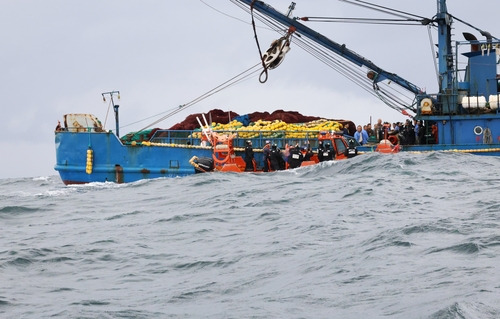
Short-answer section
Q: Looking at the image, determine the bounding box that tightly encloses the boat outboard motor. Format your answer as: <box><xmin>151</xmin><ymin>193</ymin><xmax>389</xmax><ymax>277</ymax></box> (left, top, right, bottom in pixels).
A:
<box><xmin>193</xmin><ymin>157</ymin><xmax>215</xmax><ymax>173</ymax></box>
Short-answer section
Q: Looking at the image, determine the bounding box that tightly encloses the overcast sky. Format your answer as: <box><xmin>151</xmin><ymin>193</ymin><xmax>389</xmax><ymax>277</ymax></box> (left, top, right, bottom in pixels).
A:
<box><xmin>1</xmin><ymin>0</ymin><xmax>498</xmax><ymax>179</ymax></box>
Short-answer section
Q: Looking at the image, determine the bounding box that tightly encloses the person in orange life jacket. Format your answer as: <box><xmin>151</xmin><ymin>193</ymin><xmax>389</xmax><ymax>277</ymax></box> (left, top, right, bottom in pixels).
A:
<box><xmin>302</xmin><ymin>145</ymin><xmax>313</xmax><ymax>161</ymax></box>
<box><xmin>319</xmin><ymin>143</ymin><xmax>334</xmax><ymax>162</ymax></box>
<box><xmin>262</xmin><ymin>140</ymin><xmax>271</xmax><ymax>172</ymax></box>
<box><xmin>269</xmin><ymin>144</ymin><xmax>285</xmax><ymax>170</ymax></box>
<box><xmin>244</xmin><ymin>140</ymin><xmax>254</xmax><ymax>171</ymax></box>
<box><xmin>353</xmin><ymin>125</ymin><xmax>368</xmax><ymax>145</ymax></box>
<box><xmin>431</xmin><ymin>123</ymin><xmax>438</xmax><ymax>144</ymax></box>
<box><xmin>288</xmin><ymin>143</ymin><xmax>303</xmax><ymax>169</ymax></box>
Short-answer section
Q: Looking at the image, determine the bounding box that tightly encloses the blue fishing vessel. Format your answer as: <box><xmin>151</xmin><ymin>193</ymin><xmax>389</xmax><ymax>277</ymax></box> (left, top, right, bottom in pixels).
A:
<box><xmin>54</xmin><ymin>111</ymin><xmax>354</xmax><ymax>184</ymax></box>
<box><xmin>54</xmin><ymin>0</ymin><xmax>500</xmax><ymax>184</ymax></box>
<box><xmin>237</xmin><ymin>0</ymin><xmax>500</xmax><ymax>154</ymax></box>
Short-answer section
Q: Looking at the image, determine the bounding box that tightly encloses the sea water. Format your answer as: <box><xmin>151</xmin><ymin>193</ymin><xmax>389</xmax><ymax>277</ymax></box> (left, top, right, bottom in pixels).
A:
<box><xmin>1</xmin><ymin>152</ymin><xmax>499</xmax><ymax>318</ymax></box>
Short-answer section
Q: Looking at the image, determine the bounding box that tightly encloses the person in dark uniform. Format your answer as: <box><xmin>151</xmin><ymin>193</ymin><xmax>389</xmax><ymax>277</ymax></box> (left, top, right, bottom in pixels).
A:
<box><xmin>317</xmin><ymin>140</ymin><xmax>325</xmax><ymax>162</ymax></box>
<box><xmin>262</xmin><ymin>140</ymin><xmax>271</xmax><ymax>172</ymax></box>
<box><xmin>319</xmin><ymin>143</ymin><xmax>334</xmax><ymax>162</ymax></box>
<box><xmin>269</xmin><ymin>144</ymin><xmax>285</xmax><ymax>170</ymax></box>
<box><xmin>342</xmin><ymin>123</ymin><xmax>350</xmax><ymax>136</ymax></box>
<box><xmin>288</xmin><ymin>144</ymin><xmax>303</xmax><ymax>169</ymax></box>
<box><xmin>318</xmin><ymin>140</ymin><xmax>324</xmax><ymax>152</ymax></box>
<box><xmin>303</xmin><ymin>146</ymin><xmax>313</xmax><ymax>161</ymax></box>
<box><xmin>244</xmin><ymin>140</ymin><xmax>254</xmax><ymax>171</ymax></box>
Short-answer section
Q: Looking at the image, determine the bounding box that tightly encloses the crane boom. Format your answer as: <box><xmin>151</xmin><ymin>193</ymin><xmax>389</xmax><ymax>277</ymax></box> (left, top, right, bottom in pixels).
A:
<box><xmin>236</xmin><ymin>0</ymin><xmax>424</xmax><ymax>98</ymax></box>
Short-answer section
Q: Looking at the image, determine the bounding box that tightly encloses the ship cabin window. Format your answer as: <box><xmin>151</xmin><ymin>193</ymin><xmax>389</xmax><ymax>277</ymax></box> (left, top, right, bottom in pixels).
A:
<box><xmin>335</xmin><ymin>139</ymin><xmax>347</xmax><ymax>155</ymax></box>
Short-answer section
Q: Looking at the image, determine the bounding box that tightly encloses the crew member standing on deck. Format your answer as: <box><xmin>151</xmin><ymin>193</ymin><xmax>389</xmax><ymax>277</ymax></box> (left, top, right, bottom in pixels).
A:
<box><xmin>342</xmin><ymin>123</ymin><xmax>350</xmax><ymax>136</ymax></box>
<box><xmin>414</xmin><ymin>120</ymin><xmax>421</xmax><ymax>145</ymax></box>
<box><xmin>354</xmin><ymin>125</ymin><xmax>368</xmax><ymax>145</ymax></box>
<box><xmin>244</xmin><ymin>140</ymin><xmax>254</xmax><ymax>171</ymax></box>
<box><xmin>269</xmin><ymin>144</ymin><xmax>285</xmax><ymax>170</ymax></box>
<box><xmin>317</xmin><ymin>140</ymin><xmax>325</xmax><ymax>162</ymax></box>
<box><xmin>303</xmin><ymin>146</ymin><xmax>313</xmax><ymax>162</ymax></box>
<box><xmin>319</xmin><ymin>143</ymin><xmax>334</xmax><ymax>162</ymax></box>
<box><xmin>288</xmin><ymin>143</ymin><xmax>303</xmax><ymax>169</ymax></box>
<box><xmin>262</xmin><ymin>140</ymin><xmax>271</xmax><ymax>172</ymax></box>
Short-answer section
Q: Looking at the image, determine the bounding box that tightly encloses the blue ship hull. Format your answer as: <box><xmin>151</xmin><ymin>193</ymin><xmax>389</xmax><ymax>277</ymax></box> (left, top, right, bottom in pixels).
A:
<box><xmin>55</xmin><ymin>131</ymin><xmax>213</xmax><ymax>184</ymax></box>
<box><xmin>357</xmin><ymin>114</ymin><xmax>500</xmax><ymax>155</ymax></box>
<box><xmin>55</xmin><ymin>128</ymin><xmax>300</xmax><ymax>184</ymax></box>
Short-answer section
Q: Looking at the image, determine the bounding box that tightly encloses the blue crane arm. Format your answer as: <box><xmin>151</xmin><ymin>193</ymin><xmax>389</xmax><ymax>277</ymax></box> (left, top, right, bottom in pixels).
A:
<box><xmin>237</xmin><ymin>0</ymin><xmax>424</xmax><ymax>96</ymax></box>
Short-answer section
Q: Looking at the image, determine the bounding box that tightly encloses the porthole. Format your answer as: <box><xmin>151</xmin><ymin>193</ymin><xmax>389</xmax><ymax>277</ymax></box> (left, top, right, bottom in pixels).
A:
<box><xmin>473</xmin><ymin>126</ymin><xmax>483</xmax><ymax>135</ymax></box>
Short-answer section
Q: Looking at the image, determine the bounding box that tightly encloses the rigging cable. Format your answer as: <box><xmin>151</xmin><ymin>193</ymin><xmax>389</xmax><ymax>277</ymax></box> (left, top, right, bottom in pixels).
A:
<box><xmin>122</xmin><ymin>1</ymin><xmax>288</xmax><ymax>131</ymax></box>
<box><xmin>299</xmin><ymin>17</ymin><xmax>428</xmax><ymax>26</ymax></box>
<box><xmin>276</xmin><ymin>4</ymin><xmax>418</xmax><ymax>111</ymax></box>
<box><xmin>198</xmin><ymin>0</ymin><xmax>272</xmax><ymax>30</ymax></box>
<box><xmin>339</xmin><ymin>0</ymin><xmax>428</xmax><ymax>21</ymax></box>
<box><xmin>247</xmin><ymin>4</ymin><xmax>417</xmax><ymax>113</ymax></box>
<box><xmin>449</xmin><ymin>14</ymin><xmax>498</xmax><ymax>41</ymax></box>
<box><xmin>103</xmin><ymin>98</ymin><xmax>113</xmax><ymax>128</ymax></box>
<box><xmin>199</xmin><ymin>0</ymin><xmax>251</xmax><ymax>25</ymax></box>
<box><xmin>130</xmin><ymin>63</ymin><xmax>262</xmax><ymax>131</ymax></box>
<box><xmin>427</xmin><ymin>24</ymin><xmax>440</xmax><ymax>87</ymax></box>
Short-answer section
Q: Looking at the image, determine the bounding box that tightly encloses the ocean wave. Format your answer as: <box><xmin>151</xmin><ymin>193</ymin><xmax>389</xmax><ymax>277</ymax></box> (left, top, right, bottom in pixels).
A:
<box><xmin>430</xmin><ymin>301</ymin><xmax>500</xmax><ymax>319</ymax></box>
<box><xmin>173</xmin><ymin>259</ymin><xmax>237</xmax><ymax>270</ymax></box>
<box><xmin>0</xmin><ymin>297</ymin><xmax>11</xmax><ymax>307</ymax></box>
<box><xmin>0</xmin><ymin>205</ymin><xmax>41</xmax><ymax>217</ymax></box>
<box><xmin>104</xmin><ymin>210</ymin><xmax>145</xmax><ymax>221</ymax></box>
<box><xmin>1</xmin><ymin>247</ymin><xmax>74</xmax><ymax>268</ymax></box>
<box><xmin>402</xmin><ymin>223</ymin><xmax>463</xmax><ymax>236</ymax></box>
<box><xmin>427</xmin><ymin>242</ymin><xmax>484</xmax><ymax>255</ymax></box>
<box><xmin>6</xmin><ymin>257</ymin><xmax>33</xmax><ymax>267</ymax></box>
<box><xmin>70</xmin><ymin>300</ymin><xmax>110</xmax><ymax>306</ymax></box>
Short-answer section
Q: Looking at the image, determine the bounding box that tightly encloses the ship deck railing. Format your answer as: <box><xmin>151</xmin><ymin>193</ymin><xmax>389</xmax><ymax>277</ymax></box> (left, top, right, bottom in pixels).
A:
<box><xmin>149</xmin><ymin>129</ymin><xmax>343</xmax><ymax>150</ymax></box>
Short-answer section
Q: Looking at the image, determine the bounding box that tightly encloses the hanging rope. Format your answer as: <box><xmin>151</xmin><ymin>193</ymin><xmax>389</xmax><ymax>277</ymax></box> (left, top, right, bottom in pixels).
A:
<box><xmin>103</xmin><ymin>98</ymin><xmax>112</xmax><ymax>128</ymax></box>
<box><xmin>249</xmin><ymin>0</ymin><xmax>295</xmax><ymax>83</ymax></box>
<box><xmin>243</xmin><ymin>1</ymin><xmax>418</xmax><ymax>114</ymax></box>
<box><xmin>250</xmin><ymin>0</ymin><xmax>270</xmax><ymax>83</ymax></box>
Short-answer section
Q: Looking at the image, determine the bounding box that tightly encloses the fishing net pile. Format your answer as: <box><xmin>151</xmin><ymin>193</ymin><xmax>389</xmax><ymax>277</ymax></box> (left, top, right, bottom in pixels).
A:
<box><xmin>169</xmin><ymin>109</ymin><xmax>355</xmax><ymax>136</ymax></box>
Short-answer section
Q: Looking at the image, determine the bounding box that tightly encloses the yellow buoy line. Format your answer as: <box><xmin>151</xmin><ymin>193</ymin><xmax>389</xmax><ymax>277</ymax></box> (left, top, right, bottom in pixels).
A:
<box><xmin>358</xmin><ymin>147</ymin><xmax>500</xmax><ymax>155</ymax></box>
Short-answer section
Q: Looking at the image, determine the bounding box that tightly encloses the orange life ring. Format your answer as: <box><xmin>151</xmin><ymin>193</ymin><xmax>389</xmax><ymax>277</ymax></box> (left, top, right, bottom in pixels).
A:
<box><xmin>388</xmin><ymin>135</ymin><xmax>398</xmax><ymax>145</ymax></box>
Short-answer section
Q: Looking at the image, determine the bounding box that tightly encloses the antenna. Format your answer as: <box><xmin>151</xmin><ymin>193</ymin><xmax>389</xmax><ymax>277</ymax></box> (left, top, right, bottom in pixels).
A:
<box><xmin>101</xmin><ymin>91</ymin><xmax>121</xmax><ymax>137</ymax></box>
